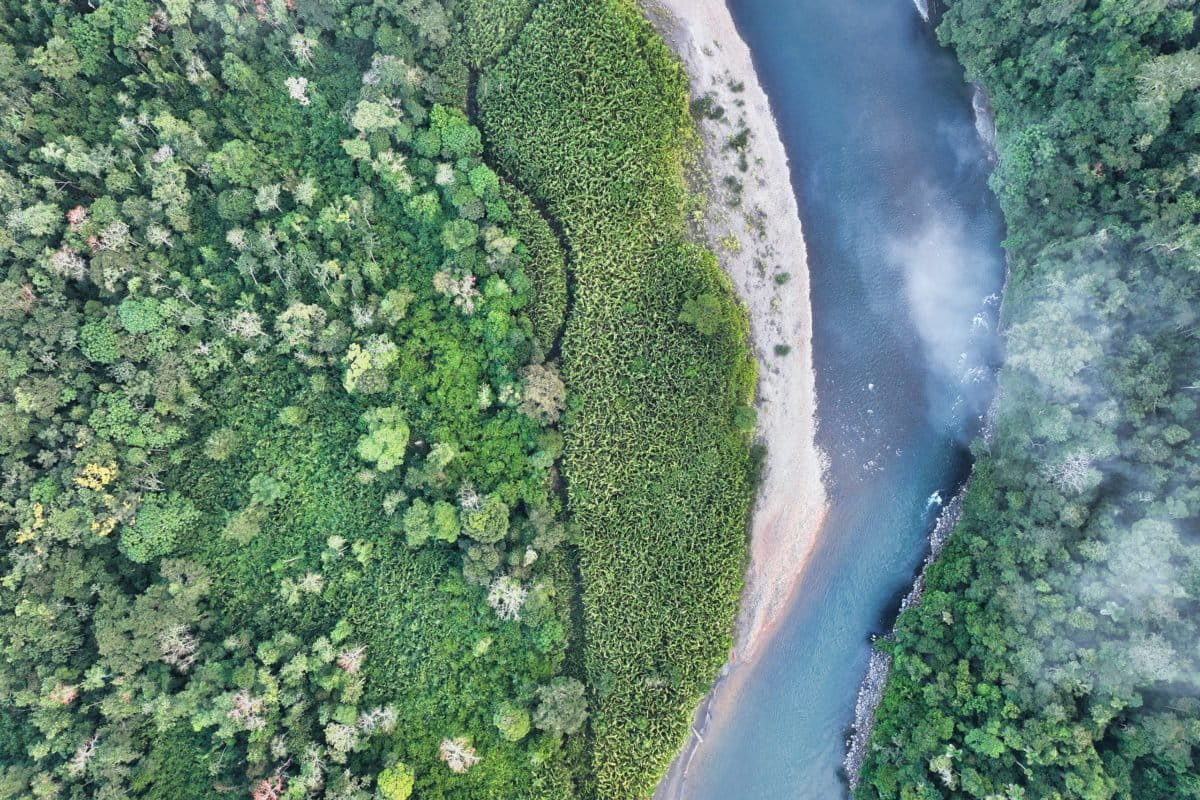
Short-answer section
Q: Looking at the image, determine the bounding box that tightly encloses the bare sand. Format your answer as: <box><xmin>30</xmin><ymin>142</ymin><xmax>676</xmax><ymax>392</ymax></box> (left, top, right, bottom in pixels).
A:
<box><xmin>640</xmin><ymin>0</ymin><xmax>829</xmax><ymax>795</ymax></box>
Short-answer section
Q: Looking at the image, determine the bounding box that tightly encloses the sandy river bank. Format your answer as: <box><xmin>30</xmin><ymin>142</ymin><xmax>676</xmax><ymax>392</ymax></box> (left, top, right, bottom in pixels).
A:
<box><xmin>639</xmin><ymin>0</ymin><xmax>828</xmax><ymax>795</ymax></box>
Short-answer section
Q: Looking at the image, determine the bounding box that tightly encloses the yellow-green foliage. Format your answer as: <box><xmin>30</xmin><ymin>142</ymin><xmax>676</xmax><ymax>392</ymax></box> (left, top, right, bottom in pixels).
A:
<box><xmin>481</xmin><ymin>1</ymin><xmax>756</xmax><ymax>795</ymax></box>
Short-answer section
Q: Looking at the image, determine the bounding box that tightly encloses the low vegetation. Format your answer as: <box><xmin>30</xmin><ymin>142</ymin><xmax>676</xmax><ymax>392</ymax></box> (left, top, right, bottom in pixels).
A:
<box><xmin>479</xmin><ymin>2</ymin><xmax>756</xmax><ymax>795</ymax></box>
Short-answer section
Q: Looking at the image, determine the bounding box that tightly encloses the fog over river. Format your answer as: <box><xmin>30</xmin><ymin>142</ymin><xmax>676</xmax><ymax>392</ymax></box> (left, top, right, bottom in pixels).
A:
<box><xmin>674</xmin><ymin>0</ymin><xmax>1006</xmax><ymax>796</ymax></box>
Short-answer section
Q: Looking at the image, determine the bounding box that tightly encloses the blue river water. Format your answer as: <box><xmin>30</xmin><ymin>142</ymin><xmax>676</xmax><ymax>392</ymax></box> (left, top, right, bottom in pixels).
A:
<box><xmin>678</xmin><ymin>1</ymin><xmax>1006</xmax><ymax>798</ymax></box>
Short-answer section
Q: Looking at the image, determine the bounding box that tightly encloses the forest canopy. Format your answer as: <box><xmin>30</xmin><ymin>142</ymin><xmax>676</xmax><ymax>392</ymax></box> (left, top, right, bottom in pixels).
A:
<box><xmin>0</xmin><ymin>1</ymin><xmax>754</xmax><ymax>799</ymax></box>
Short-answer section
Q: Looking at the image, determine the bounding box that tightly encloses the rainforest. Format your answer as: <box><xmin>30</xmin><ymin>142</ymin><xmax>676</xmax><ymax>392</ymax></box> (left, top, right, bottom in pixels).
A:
<box><xmin>2</xmin><ymin>1</ymin><xmax>1200</xmax><ymax>800</ymax></box>
<box><xmin>0</xmin><ymin>1</ymin><xmax>754</xmax><ymax>798</ymax></box>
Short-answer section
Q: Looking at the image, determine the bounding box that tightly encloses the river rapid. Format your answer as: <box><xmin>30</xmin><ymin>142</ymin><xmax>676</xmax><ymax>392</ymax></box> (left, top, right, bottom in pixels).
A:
<box><xmin>674</xmin><ymin>1</ymin><xmax>1006</xmax><ymax>798</ymax></box>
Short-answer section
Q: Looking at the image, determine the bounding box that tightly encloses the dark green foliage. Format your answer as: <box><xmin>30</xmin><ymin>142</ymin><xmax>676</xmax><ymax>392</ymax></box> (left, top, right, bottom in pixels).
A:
<box><xmin>459</xmin><ymin>0</ymin><xmax>539</xmax><ymax>68</ymax></box>
<box><xmin>79</xmin><ymin>319</ymin><xmax>120</xmax><ymax>363</ymax></box>
<box><xmin>0</xmin><ymin>0</ymin><xmax>592</xmax><ymax>796</ymax></box>
<box><xmin>859</xmin><ymin>2</ymin><xmax>1200</xmax><ymax>798</ymax></box>
<box><xmin>117</xmin><ymin>297</ymin><xmax>161</xmax><ymax>334</ymax></box>
<box><xmin>480</xmin><ymin>2</ymin><xmax>756</xmax><ymax>795</ymax></box>
<box><xmin>502</xmin><ymin>184</ymin><xmax>569</xmax><ymax>351</ymax></box>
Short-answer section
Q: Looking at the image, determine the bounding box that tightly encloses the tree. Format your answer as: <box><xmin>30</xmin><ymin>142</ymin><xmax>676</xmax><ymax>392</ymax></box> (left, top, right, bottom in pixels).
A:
<box><xmin>254</xmin><ymin>184</ymin><xmax>282</xmax><ymax>214</ymax></box>
<box><xmin>678</xmin><ymin>293</ymin><xmax>725</xmax><ymax>336</ymax></box>
<box><xmin>80</xmin><ymin>320</ymin><xmax>121</xmax><ymax>363</ymax></box>
<box><xmin>429</xmin><ymin>105</ymin><xmax>482</xmax><ymax>159</ymax></box>
<box><xmin>432</xmin><ymin>501</ymin><xmax>459</xmax><ymax>543</ymax></box>
<box><xmin>487</xmin><ymin>576</ymin><xmax>527</xmax><ymax>621</ymax></box>
<box><xmin>534</xmin><ymin>677</ymin><xmax>588</xmax><ymax>735</ymax></box>
<box><xmin>217</xmin><ymin>188</ymin><xmax>255</xmax><ymax>221</ymax></box>
<box><xmin>403</xmin><ymin>498</ymin><xmax>458</xmax><ymax>547</ymax></box>
<box><xmin>351</xmin><ymin>100</ymin><xmax>401</xmax><ymax>134</ymax></box>
<box><xmin>285</xmin><ymin>76</ymin><xmax>311</xmax><ymax>106</ymax></box>
<box><xmin>403</xmin><ymin>499</ymin><xmax>434</xmax><ymax>548</ymax></box>
<box><xmin>343</xmin><ymin>336</ymin><xmax>399</xmax><ymax>394</ymax></box>
<box><xmin>158</xmin><ymin>624</ymin><xmax>199</xmax><ymax>671</ymax></box>
<box><xmin>461</xmin><ymin>495</ymin><xmax>509</xmax><ymax>544</ymax></box>
<box><xmin>440</xmin><ymin>218</ymin><xmax>478</xmax><ymax>252</ymax></box>
<box><xmin>438</xmin><ymin>737</ymin><xmax>480</xmax><ymax>774</ymax></box>
<box><xmin>209</xmin><ymin>140</ymin><xmax>264</xmax><ymax>187</ymax></box>
<box><xmin>1043</xmin><ymin>451</ymin><xmax>1099</xmax><ymax>495</ymax></box>
<box><xmin>31</xmin><ymin>36</ymin><xmax>81</xmax><ymax>82</ymax></box>
<box><xmin>356</xmin><ymin>406</ymin><xmax>409</xmax><ymax>472</ymax></box>
<box><xmin>117</xmin><ymin>298</ymin><xmax>161</xmax><ymax>334</ymax></box>
<box><xmin>519</xmin><ymin>363</ymin><xmax>566</xmax><ymax>423</ymax></box>
<box><xmin>468</xmin><ymin>164</ymin><xmax>500</xmax><ymax>200</ymax></box>
<box><xmin>203</xmin><ymin>427</ymin><xmax>240</xmax><ymax>461</ymax></box>
<box><xmin>120</xmin><ymin>494</ymin><xmax>201</xmax><ymax>563</ymax></box>
<box><xmin>493</xmin><ymin>702</ymin><xmax>531</xmax><ymax>742</ymax></box>
<box><xmin>377</xmin><ymin>762</ymin><xmax>415</xmax><ymax>800</ymax></box>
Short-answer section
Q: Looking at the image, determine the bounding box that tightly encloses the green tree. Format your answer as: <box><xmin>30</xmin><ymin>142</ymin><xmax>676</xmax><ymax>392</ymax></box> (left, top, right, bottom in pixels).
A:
<box><xmin>678</xmin><ymin>293</ymin><xmax>725</xmax><ymax>336</ymax></box>
<box><xmin>461</xmin><ymin>495</ymin><xmax>509</xmax><ymax>544</ymax></box>
<box><xmin>31</xmin><ymin>36</ymin><xmax>80</xmax><ymax>81</ymax></box>
<box><xmin>80</xmin><ymin>321</ymin><xmax>121</xmax><ymax>363</ymax></box>
<box><xmin>352</xmin><ymin>100</ymin><xmax>402</xmax><ymax>134</ymax></box>
<box><xmin>441</xmin><ymin>218</ymin><xmax>478</xmax><ymax>252</ymax></box>
<box><xmin>120</xmin><ymin>494</ymin><xmax>200</xmax><ymax>563</ymax></box>
<box><xmin>117</xmin><ymin>298</ymin><xmax>162</xmax><ymax>334</ymax></box>
<box><xmin>377</xmin><ymin>761</ymin><xmax>415</xmax><ymax>800</ymax></box>
<box><xmin>494</xmin><ymin>701</ymin><xmax>532</xmax><ymax>741</ymax></box>
<box><xmin>534</xmin><ymin>677</ymin><xmax>588</xmax><ymax>735</ymax></box>
<box><xmin>356</xmin><ymin>406</ymin><xmax>410</xmax><ymax>472</ymax></box>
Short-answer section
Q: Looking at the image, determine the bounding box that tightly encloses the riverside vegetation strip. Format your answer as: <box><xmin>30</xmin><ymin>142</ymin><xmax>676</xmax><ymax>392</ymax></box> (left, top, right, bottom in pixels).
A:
<box><xmin>479</xmin><ymin>2</ymin><xmax>758</xmax><ymax>795</ymax></box>
<box><xmin>0</xmin><ymin>1</ymin><xmax>753</xmax><ymax>799</ymax></box>
<box><xmin>859</xmin><ymin>3</ymin><xmax>1200</xmax><ymax>799</ymax></box>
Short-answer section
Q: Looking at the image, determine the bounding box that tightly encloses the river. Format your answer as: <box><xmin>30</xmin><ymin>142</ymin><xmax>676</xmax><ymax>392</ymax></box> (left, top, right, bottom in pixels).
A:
<box><xmin>673</xmin><ymin>0</ymin><xmax>1006</xmax><ymax>798</ymax></box>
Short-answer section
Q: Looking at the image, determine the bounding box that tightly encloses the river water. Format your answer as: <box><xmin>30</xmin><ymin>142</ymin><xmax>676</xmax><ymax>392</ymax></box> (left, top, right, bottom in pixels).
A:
<box><xmin>677</xmin><ymin>1</ymin><xmax>1006</xmax><ymax>798</ymax></box>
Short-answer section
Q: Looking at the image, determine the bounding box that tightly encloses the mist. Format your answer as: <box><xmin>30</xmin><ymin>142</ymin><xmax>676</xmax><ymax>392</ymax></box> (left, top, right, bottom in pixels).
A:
<box><xmin>887</xmin><ymin>200</ymin><xmax>1004</xmax><ymax>436</ymax></box>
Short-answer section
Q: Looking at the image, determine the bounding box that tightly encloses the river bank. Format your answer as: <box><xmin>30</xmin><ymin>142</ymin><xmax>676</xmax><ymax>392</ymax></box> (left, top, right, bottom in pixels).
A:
<box><xmin>641</xmin><ymin>0</ymin><xmax>827</xmax><ymax>667</ymax></box>
<box><xmin>843</xmin><ymin>386</ymin><xmax>1004</xmax><ymax>787</ymax></box>
<box><xmin>842</xmin><ymin>480</ymin><xmax>968</xmax><ymax>788</ymax></box>
<box><xmin>639</xmin><ymin>0</ymin><xmax>828</xmax><ymax>796</ymax></box>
